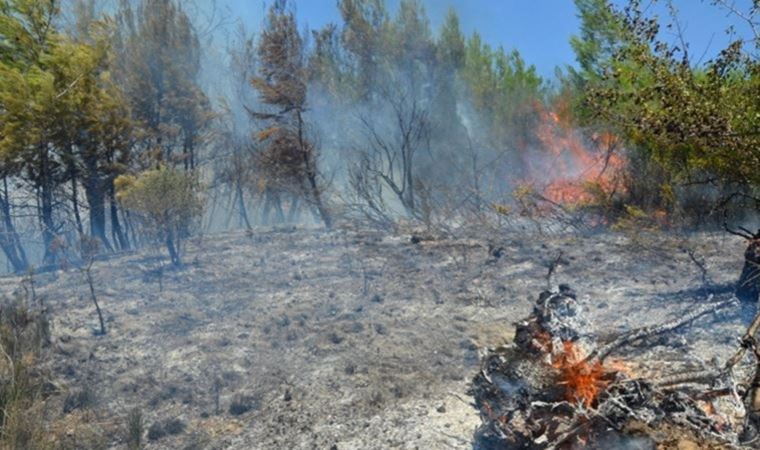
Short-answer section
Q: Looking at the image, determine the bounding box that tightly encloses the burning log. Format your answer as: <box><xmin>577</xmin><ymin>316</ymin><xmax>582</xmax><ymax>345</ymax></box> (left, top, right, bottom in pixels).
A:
<box><xmin>470</xmin><ymin>287</ymin><xmax>744</xmax><ymax>449</ymax></box>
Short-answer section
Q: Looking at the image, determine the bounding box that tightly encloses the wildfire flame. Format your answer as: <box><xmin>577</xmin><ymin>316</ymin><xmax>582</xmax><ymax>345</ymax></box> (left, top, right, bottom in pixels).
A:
<box><xmin>552</xmin><ymin>341</ymin><xmax>609</xmax><ymax>407</ymax></box>
<box><xmin>530</xmin><ymin>104</ymin><xmax>625</xmax><ymax>206</ymax></box>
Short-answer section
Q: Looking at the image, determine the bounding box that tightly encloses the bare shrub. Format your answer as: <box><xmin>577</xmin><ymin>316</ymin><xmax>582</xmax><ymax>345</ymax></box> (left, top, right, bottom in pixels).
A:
<box><xmin>147</xmin><ymin>417</ymin><xmax>186</xmax><ymax>441</ymax></box>
<box><xmin>80</xmin><ymin>236</ymin><xmax>106</xmax><ymax>335</ymax></box>
<box><xmin>0</xmin><ymin>298</ymin><xmax>53</xmax><ymax>448</ymax></box>
<box><xmin>63</xmin><ymin>386</ymin><xmax>97</xmax><ymax>414</ymax></box>
<box><xmin>126</xmin><ymin>407</ymin><xmax>143</xmax><ymax>449</ymax></box>
<box><xmin>349</xmin><ymin>87</ymin><xmax>431</xmax><ymax>224</ymax></box>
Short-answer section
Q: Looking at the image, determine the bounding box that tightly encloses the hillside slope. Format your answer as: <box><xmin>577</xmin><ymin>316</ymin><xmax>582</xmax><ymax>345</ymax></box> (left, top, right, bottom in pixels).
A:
<box><xmin>0</xmin><ymin>226</ymin><xmax>748</xmax><ymax>449</ymax></box>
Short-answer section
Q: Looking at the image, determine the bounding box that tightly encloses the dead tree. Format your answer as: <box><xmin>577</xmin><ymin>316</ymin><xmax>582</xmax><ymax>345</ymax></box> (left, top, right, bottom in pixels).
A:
<box><xmin>84</xmin><ymin>258</ymin><xmax>106</xmax><ymax>336</ymax></box>
<box><xmin>352</xmin><ymin>88</ymin><xmax>431</xmax><ymax>221</ymax></box>
<box><xmin>212</xmin><ymin>119</ymin><xmax>256</xmax><ymax>231</ymax></box>
<box><xmin>80</xmin><ymin>237</ymin><xmax>106</xmax><ymax>335</ymax></box>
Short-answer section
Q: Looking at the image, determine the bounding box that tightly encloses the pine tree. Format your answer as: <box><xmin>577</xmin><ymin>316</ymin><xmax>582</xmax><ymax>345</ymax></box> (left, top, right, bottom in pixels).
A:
<box><xmin>250</xmin><ymin>0</ymin><xmax>332</xmax><ymax>229</ymax></box>
<box><xmin>337</xmin><ymin>0</ymin><xmax>389</xmax><ymax>100</ymax></box>
<box><xmin>113</xmin><ymin>0</ymin><xmax>210</xmax><ymax>168</ymax></box>
<box><xmin>437</xmin><ymin>8</ymin><xmax>465</xmax><ymax>71</ymax></box>
<box><xmin>0</xmin><ymin>0</ymin><xmax>65</xmax><ymax>265</ymax></box>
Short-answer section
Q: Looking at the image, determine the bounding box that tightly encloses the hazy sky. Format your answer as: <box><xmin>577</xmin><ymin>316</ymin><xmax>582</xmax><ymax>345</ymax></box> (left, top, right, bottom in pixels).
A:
<box><xmin>221</xmin><ymin>0</ymin><xmax>753</xmax><ymax>78</ymax></box>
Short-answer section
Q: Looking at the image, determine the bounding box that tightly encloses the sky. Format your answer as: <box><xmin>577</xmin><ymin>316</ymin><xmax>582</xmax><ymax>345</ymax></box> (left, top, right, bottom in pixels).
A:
<box><xmin>220</xmin><ymin>0</ymin><xmax>755</xmax><ymax>78</ymax></box>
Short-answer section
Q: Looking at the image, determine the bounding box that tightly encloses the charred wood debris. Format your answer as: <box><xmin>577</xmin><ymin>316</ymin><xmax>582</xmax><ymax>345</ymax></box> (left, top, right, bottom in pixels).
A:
<box><xmin>469</xmin><ymin>280</ymin><xmax>760</xmax><ymax>449</ymax></box>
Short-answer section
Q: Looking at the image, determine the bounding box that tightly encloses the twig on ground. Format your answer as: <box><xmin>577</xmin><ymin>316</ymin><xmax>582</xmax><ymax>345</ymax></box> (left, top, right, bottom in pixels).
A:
<box><xmin>587</xmin><ymin>295</ymin><xmax>735</xmax><ymax>363</ymax></box>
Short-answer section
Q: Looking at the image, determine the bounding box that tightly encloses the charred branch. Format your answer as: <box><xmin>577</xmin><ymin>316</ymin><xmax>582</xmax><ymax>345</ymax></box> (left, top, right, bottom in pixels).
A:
<box><xmin>588</xmin><ymin>295</ymin><xmax>736</xmax><ymax>363</ymax></box>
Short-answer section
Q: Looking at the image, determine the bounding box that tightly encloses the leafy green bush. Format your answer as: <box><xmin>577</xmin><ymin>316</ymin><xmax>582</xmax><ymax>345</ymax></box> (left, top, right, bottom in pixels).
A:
<box><xmin>115</xmin><ymin>167</ymin><xmax>204</xmax><ymax>266</ymax></box>
<box><xmin>568</xmin><ymin>0</ymin><xmax>760</xmax><ymax>225</ymax></box>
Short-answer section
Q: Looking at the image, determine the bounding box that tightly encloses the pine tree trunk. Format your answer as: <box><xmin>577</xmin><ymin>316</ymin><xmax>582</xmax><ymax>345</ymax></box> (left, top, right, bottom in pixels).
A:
<box><xmin>262</xmin><ymin>189</ymin><xmax>285</xmax><ymax>225</ymax></box>
<box><xmin>82</xmin><ymin>153</ymin><xmax>113</xmax><ymax>252</ymax></box>
<box><xmin>165</xmin><ymin>230</ymin><xmax>180</xmax><ymax>266</ymax></box>
<box><xmin>737</xmin><ymin>239</ymin><xmax>760</xmax><ymax>303</ymax></box>
<box><xmin>71</xmin><ymin>176</ymin><xmax>84</xmax><ymax>236</ymax></box>
<box><xmin>306</xmin><ymin>170</ymin><xmax>332</xmax><ymax>229</ymax></box>
<box><xmin>0</xmin><ymin>178</ymin><xmax>27</xmax><ymax>272</ymax></box>
<box><xmin>296</xmin><ymin>112</ymin><xmax>332</xmax><ymax>229</ymax></box>
<box><xmin>40</xmin><ymin>147</ymin><xmax>57</xmax><ymax>266</ymax></box>
<box><xmin>741</xmin><ymin>356</ymin><xmax>760</xmax><ymax>442</ymax></box>
<box><xmin>109</xmin><ymin>190</ymin><xmax>129</xmax><ymax>250</ymax></box>
<box><xmin>236</xmin><ymin>182</ymin><xmax>252</xmax><ymax>230</ymax></box>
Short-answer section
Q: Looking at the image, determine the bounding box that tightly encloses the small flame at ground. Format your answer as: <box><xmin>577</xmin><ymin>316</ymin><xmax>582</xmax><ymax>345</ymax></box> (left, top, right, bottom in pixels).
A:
<box><xmin>552</xmin><ymin>341</ymin><xmax>609</xmax><ymax>407</ymax></box>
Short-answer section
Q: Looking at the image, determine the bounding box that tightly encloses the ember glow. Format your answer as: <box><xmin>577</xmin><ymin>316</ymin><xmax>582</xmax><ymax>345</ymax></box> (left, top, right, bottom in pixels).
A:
<box><xmin>530</xmin><ymin>104</ymin><xmax>626</xmax><ymax>206</ymax></box>
<box><xmin>552</xmin><ymin>341</ymin><xmax>609</xmax><ymax>407</ymax></box>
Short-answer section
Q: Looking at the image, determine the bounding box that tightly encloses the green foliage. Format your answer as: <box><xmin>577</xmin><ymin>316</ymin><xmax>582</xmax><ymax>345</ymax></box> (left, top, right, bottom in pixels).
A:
<box><xmin>252</xmin><ymin>1</ymin><xmax>307</xmax><ymax>109</ymax></box>
<box><xmin>309</xmin><ymin>24</ymin><xmax>345</xmax><ymax>97</ymax></box>
<box><xmin>570</xmin><ymin>0</ymin><xmax>626</xmax><ymax>80</ymax></box>
<box><xmin>0</xmin><ymin>0</ymin><xmax>134</xmax><ymax>262</ymax></box>
<box><xmin>387</xmin><ymin>0</ymin><xmax>434</xmax><ymax>80</ymax></box>
<box><xmin>437</xmin><ymin>8</ymin><xmax>465</xmax><ymax>70</ymax></box>
<box><xmin>0</xmin><ymin>0</ymin><xmax>213</xmax><ymax>267</ymax></box>
<box><xmin>112</xmin><ymin>0</ymin><xmax>211</xmax><ymax>167</ymax></box>
<box><xmin>115</xmin><ymin>167</ymin><xmax>203</xmax><ymax>265</ymax></box>
<box><xmin>568</xmin><ymin>0</ymin><xmax>760</xmax><ymax>222</ymax></box>
<box><xmin>250</xmin><ymin>0</ymin><xmax>333</xmax><ymax>228</ymax></box>
<box><xmin>461</xmin><ymin>32</ymin><xmax>544</xmax><ymax>145</ymax></box>
<box><xmin>336</xmin><ymin>0</ymin><xmax>389</xmax><ymax>100</ymax></box>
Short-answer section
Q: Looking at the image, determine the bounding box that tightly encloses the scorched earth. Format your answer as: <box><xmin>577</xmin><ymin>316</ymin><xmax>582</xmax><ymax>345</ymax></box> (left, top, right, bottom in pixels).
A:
<box><xmin>0</xmin><ymin>225</ymin><xmax>748</xmax><ymax>449</ymax></box>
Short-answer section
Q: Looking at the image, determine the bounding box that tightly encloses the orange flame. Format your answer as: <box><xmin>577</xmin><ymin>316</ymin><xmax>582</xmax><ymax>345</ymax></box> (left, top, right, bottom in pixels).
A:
<box><xmin>529</xmin><ymin>103</ymin><xmax>625</xmax><ymax>206</ymax></box>
<box><xmin>552</xmin><ymin>341</ymin><xmax>609</xmax><ymax>407</ymax></box>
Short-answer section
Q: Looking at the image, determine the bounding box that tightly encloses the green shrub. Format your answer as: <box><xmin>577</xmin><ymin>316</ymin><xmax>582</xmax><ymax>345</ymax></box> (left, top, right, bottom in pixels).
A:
<box><xmin>116</xmin><ymin>167</ymin><xmax>204</xmax><ymax>266</ymax></box>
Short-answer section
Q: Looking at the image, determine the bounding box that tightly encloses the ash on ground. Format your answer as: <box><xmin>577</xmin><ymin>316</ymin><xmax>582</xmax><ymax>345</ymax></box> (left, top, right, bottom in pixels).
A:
<box><xmin>0</xmin><ymin>226</ymin><xmax>750</xmax><ymax>449</ymax></box>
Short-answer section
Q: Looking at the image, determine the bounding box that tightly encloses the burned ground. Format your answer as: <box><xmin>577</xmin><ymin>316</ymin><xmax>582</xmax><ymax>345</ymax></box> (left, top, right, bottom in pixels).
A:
<box><xmin>0</xmin><ymin>226</ymin><xmax>750</xmax><ymax>449</ymax></box>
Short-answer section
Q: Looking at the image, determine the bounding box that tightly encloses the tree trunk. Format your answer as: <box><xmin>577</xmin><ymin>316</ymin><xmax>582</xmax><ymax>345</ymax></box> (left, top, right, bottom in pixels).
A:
<box><xmin>305</xmin><ymin>171</ymin><xmax>331</xmax><ymax>229</ymax></box>
<box><xmin>287</xmin><ymin>195</ymin><xmax>300</xmax><ymax>223</ymax></box>
<box><xmin>165</xmin><ymin>230</ymin><xmax>180</xmax><ymax>266</ymax></box>
<box><xmin>262</xmin><ymin>188</ymin><xmax>285</xmax><ymax>225</ymax></box>
<box><xmin>71</xmin><ymin>175</ymin><xmax>84</xmax><ymax>236</ymax></box>
<box><xmin>0</xmin><ymin>211</ymin><xmax>26</xmax><ymax>273</ymax></box>
<box><xmin>0</xmin><ymin>178</ymin><xmax>27</xmax><ymax>272</ymax></box>
<box><xmin>236</xmin><ymin>182</ymin><xmax>252</xmax><ymax>230</ymax></box>
<box><xmin>742</xmin><ymin>360</ymin><xmax>760</xmax><ymax>443</ymax></box>
<box><xmin>82</xmin><ymin>153</ymin><xmax>113</xmax><ymax>252</ymax></box>
<box><xmin>64</xmin><ymin>145</ymin><xmax>84</xmax><ymax>237</ymax></box>
<box><xmin>124</xmin><ymin>210</ymin><xmax>139</xmax><ymax>249</ymax></box>
<box><xmin>40</xmin><ymin>147</ymin><xmax>57</xmax><ymax>265</ymax></box>
<box><xmin>296</xmin><ymin>111</ymin><xmax>332</xmax><ymax>229</ymax></box>
<box><xmin>737</xmin><ymin>239</ymin><xmax>760</xmax><ymax>303</ymax></box>
<box><xmin>109</xmin><ymin>184</ymin><xmax>129</xmax><ymax>250</ymax></box>
<box><xmin>85</xmin><ymin>262</ymin><xmax>106</xmax><ymax>335</ymax></box>
<box><xmin>183</xmin><ymin>131</ymin><xmax>195</xmax><ymax>171</ymax></box>
<box><xmin>404</xmin><ymin>154</ymin><xmax>415</xmax><ymax>213</ymax></box>
<box><xmin>0</xmin><ymin>233</ymin><xmax>24</xmax><ymax>272</ymax></box>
